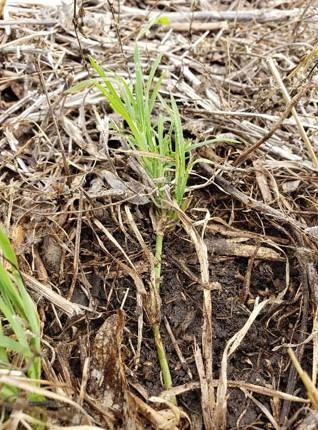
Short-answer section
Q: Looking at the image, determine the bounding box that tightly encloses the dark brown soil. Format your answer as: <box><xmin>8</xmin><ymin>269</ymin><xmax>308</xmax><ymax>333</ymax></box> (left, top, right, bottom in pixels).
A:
<box><xmin>42</xmin><ymin>194</ymin><xmax>309</xmax><ymax>429</ymax></box>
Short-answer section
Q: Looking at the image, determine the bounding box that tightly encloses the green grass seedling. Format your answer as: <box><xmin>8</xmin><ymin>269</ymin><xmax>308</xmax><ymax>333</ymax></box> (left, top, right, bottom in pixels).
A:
<box><xmin>0</xmin><ymin>228</ymin><xmax>42</xmax><ymax>401</ymax></box>
<box><xmin>70</xmin><ymin>45</ymin><xmax>226</xmax><ymax>398</ymax></box>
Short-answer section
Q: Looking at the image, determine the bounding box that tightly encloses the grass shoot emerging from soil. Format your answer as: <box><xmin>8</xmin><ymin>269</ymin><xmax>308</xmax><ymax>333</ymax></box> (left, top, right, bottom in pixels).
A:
<box><xmin>71</xmin><ymin>45</ymin><xmax>222</xmax><ymax>396</ymax></box>
<box><xmin>0</xmin><ymin>228</ymin><xmax>42</xmax><ymax>401</ymax></box>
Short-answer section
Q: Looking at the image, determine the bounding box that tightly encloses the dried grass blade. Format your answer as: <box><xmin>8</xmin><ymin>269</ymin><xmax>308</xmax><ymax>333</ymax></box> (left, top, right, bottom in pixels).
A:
<box><xmin>214</xmin><ymin>298</ymin><xmax>269</xmax><ymax>429</ymax></box>
<box><xmin>23</xmin><ymin>273</ymin><xmax>83</xmax><ymax>317</ymax></box>
<box><xmin>178</xmin><ymin>210</ymin><xmax>214</xmax><ymax>427</ymax></box>
<box><xmin>288</xmin><ymin>347</ymin><xmax>318</xmax><ymax>409</ymax></box>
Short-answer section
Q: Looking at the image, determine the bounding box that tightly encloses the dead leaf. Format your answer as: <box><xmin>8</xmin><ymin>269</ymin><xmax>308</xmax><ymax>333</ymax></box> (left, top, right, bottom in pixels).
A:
<box><xmin>87</xmin><ymin>311</ymin><xmax>140</xmax><ymax>430</ymax></box>
<box><xmin>41</xmin><ymin>236</ymin><xmax>62</xmax><ymax>274</ymax></box>
<box><xmin>282</xmin><ymin>180</ymin><xmax>301</xmax><ymax>193</ymax></box>
<box><xmin>102</xmin><ymin>170</ymin><xmax>150</xmax><ymax>205</ymax></box>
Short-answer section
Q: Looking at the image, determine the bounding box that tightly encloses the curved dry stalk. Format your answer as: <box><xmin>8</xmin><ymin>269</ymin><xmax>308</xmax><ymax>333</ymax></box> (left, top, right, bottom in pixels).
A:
<box><xmin>288</xmin><ymin>347</ymin><xmax>318</xmax><ymax>410</ymax></box>
<box><xmin>215</xmin><ymin>298</ymin><xmax>269</xmax><ymax>429</ymax></box>
<box><xmin>177</xmin><ymin>209</ymin><xmax>215</xmax><ymax>429</ymax></box>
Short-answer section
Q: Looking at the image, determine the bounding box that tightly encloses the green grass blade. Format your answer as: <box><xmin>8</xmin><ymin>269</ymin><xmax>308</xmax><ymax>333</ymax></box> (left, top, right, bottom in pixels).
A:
<box><xmin>145</xmin><ymin>53</ymin><xmax>163</xmax><ymax>98</ymax></box>
<box><xmin>0</xmin><ymin>264</ymin><xmax>25</xmax><ymax>315</ymax></box>
<box><xmin>88</xmin><ymin>55</ymin><xmax>107</xmax><ymax>79</ymax></box>
<box><xmin>66</xmin><ymin>79</ymin><xmax>97</xmax><ymax>93</ymax></box>
<box><xmin>0</xmin><ymin>228</ymin><xmax>42</xmax><ymax>398</ymax></box>
<box><xmin>170</xmin><ymin>96</ymin><xmax>188</xmax><ymax>206</ymax></box>
<box><xmin>0</xmin><ymin>304</ymin><xmax>29</xmax><ymax>350</ymax></box>
<box><xmin>0</xmin><ymin>322</ymin><xmax>9</xmax><ymax>365</ymax></box>
<box><xmin>0</xmin><ymin>336</ymin><xmax>33</xmax><ymax>357</ymax></box>
<box><xmin>0</xmin><ymin>229</ymin><xmax>18</xmax><ymax>267</ymax></box>
<box><xmin>149</xmin><ymin>73</ymin><xmax>165</xmax><ymax>115</ymax></box>
<box><xmin>0</xmin><ymin>385</ymin><xmax>18</xmax><ymax>400</ymax></box>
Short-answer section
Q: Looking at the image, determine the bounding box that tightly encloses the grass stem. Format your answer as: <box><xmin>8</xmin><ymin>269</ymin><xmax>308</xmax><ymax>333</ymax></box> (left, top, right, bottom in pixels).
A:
<box><xmin>152</xmin><ymin>323</ymin><xmax>174</xmax><ymax>393</ymax></box>
<box><xmin>154</xmin><ymin>230</ymin><xmax>164</xmax><ymax>292</ymax></box>
<box><xmin>152</xmin><ymin>228</ymin><xmax>176</xmax><ymax>401</ymax></box>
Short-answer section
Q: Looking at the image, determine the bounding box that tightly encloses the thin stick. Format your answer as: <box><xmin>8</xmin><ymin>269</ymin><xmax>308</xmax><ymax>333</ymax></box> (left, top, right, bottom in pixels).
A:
<box><xmin>267</xmin><ymin>58</ymin><xmax>318</xmax><ymax>168</ymax></box>
<box><xmin>36</xmin><ymin>59</ymin><xmax>70</xmax><ymax>176</ymax></box>
<box><xmin>121</xmin><ymin>6</ymin><xmax>316</xmax><ymax>23</ymax></box>
<box><xmin>234</xmin><ymin>84</ymin><xmax>309</xmax><ymax>166</ymax></box>
<box><xmin>67</xmin><ymin>189</ymin><xmax>83</xmax><ymax>300</ymax></box>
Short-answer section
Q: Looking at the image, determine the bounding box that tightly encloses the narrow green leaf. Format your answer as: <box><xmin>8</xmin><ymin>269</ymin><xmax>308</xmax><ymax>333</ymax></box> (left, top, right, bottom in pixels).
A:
<box><xmin>0</xmin><ymin>229</ymin><xmax>18</xmax><ymax>267</ymax></box>
<box><xmin>0</xmin><ymin>336</ymin><xmax>32</xmax><ymax>356</ymax></box>
<box><xmin>66</xmin><ymin>79</ymin><xmax>97</xmax><ymax>93</ymax></box>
